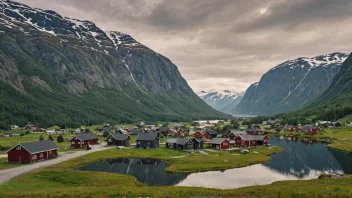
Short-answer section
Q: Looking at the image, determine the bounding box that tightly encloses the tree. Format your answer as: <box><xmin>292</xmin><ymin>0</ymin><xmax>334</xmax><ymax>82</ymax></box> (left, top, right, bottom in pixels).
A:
<box><xmin>39</xmin><ymin>135</ymin><xmax>44</xmax><ymax>141</ymax></box>
<box><xmin>162</xmin><ymin>122</ymin><xmax>169</xmax><ymax>127</ymax></box>
<box><xmin>84</xmin><ymin>128</ymin><xmax>90</xmax><ymax>133</ymax></box>
<box><xmin>48</xmin><ymin>135</ymin><xmax>54</xmax><ymax>141</ymax></box>
<box><xmin>57</xmin><ymin>134</ymin><xmax>64</xmax><ymax>143</ymax></box>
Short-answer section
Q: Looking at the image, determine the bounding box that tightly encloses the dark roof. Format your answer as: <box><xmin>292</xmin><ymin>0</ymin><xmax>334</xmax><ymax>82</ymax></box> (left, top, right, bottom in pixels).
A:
<box><xmin>238</xmin><ymin>135</ymin><xmax>266</xmax><ymax>141</ymax></box>
<box><xmin>8</xmin><ymin>140</ymin><xmax>59</xmax><ymax>154</ymax></box>
<box><xmin>285</xmin><ymin>125</ymin><xmax>295</xmax><ymax>129</ymax></box>
<box><xmin>300</xmin><ymin>125</ymin><xmax>311</xmax><ymax>131</ymax></box>
<box><xmin>109</xmin><ymin>134</ymin><xmax>129</xmax><ymax>140</ymax></box>
<box><xmin>136</xmin><ymin>133</ymin><xmax>157</xmax><ymax>141</ymax></box>
<box><xmin>209</xmin><ymin>138</ymin><xmax>227</xmax><ymax>144</ymax></box>
<box><xmin>72</xmin><ymin>132</ymin><xmax>99</xmax><ymax>141</ymax></box>
<box><xmin>131</xmin><ymin>129</ymin><xmax>145</xmax><ymax>135</ymax></box>
<box><xmin>159</xmin><ymin>127</ymin><xmax>169</xmax><ymax>132</ymax></box>
<box><xmin>165</xmin><ymin>138</ymin><xmax>177</xmax><ymax>143</ymax></box>
<box><xmin>191</xmin><ymin>138</ymin><xmax>203</xmax><ymax>143</ymax></box>
<box><xmin>176</xmin><ymin>138</ymin><xmax>192</xmax><ymax>145</ymax></box>
<box><xmin>206</xmin><ymin>130</ymin><xmax>218</xmax><ymax>135</ymax></box>
<box><xmin>246</xmin><ymin>128</ymin><xmax>263</xmax><ymax>132</ymax></box>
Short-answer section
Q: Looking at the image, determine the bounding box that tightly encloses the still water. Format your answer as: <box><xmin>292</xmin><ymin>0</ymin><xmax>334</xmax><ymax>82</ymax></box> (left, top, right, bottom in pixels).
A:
<box><xmin>79</xmin><ymin>139</ymin><xmax>352</xmax><ymax>189</ymax></box>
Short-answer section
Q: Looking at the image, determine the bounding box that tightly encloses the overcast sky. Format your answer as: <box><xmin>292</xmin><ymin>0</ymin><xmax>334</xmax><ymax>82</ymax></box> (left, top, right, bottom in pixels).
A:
<box><xmin>18</xmin><ymin>0</ymin><xmax>352</xmax><ymax>92</ymax></box>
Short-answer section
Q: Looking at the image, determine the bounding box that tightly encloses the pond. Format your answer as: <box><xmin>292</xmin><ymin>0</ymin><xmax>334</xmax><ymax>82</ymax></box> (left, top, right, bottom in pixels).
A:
<box><xmin>78</xmin><ymin>138</ymin><xmax>352</xmax><ymax>189</ymax></box>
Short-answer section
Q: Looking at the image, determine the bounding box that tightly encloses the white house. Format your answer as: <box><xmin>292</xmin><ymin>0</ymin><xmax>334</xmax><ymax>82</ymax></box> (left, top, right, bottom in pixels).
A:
<box><xmin>10</xmin><ymin>125</ymin><xmax>19</xmax><ymax>130</ymax></box>
<box><xmin>46</xmin><ymin>129</ymin><xmax>56</xmax><ymax>134</ymax></box>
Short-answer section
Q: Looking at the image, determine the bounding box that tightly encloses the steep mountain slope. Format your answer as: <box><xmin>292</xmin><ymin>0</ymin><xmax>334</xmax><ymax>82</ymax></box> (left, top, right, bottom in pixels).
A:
<box><xmin>310</xmin><ymin>53</ymin><xmax>352</xmax><ymax>107</ymax></box>
<box><xmin>0</xmin><ymin>0</ymin><xmax>229</xmax><ymax>128</ymax></box>
<box><xmin>197</xmin><ymin>90</ymin><xmax>244</xmax><ymax>113</ymax></box>
<box><xmin>232</xmin><ymin>53</ymin><xmax>348</xmax><ymax>115</ymax></box>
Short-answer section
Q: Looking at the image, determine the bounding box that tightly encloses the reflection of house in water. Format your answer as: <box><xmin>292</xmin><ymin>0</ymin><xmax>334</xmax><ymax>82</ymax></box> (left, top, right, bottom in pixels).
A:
<box><xmin>79</xmin><ymin>158</ymin><xmax>187</xmax><ymax>186</ymax></box>
<box><xmin>301</xmin><ymin>138</ymin><xmax>317</xmax><ymax>145</ymax></box>
<box><xmin>263</xmin><ymin>139</ymin><xmax>345</xmax><ymax>178</ymax></box>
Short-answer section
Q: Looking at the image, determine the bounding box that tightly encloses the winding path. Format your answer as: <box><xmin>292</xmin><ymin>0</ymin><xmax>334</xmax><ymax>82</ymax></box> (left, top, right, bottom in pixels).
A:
<box><xmin>0</xmin><ymin>145</ymin><xmax>109</xmax><ymax>185</ymax></box>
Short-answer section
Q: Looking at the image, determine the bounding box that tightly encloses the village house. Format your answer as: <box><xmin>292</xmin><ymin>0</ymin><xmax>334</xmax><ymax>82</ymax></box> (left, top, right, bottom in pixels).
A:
<box><xmin>246</xmin><ymin>128</ymin><xmax>264</xmax><ymax>135</ymax></box>
<box><xmin>203</xmin><ymin>130</ymin><xmax>218</xmax><ymax>140</ymax></box>
<box><xmin>300</xmin><ymin>125</ymin><xmax>321</xmax><ymax>134</ymax></box>
<box><xmin>284</xmin><ymin>125</ymin><xmax>297</xmax><ymax>132</ymax></box>
<box><xmin>6</xmin><ymin>140</ymin><xmax>59</xmax><ymax>163</ymax></box>
<box><xmin>175</xmin><ymin>126</ymin><xmax>190</xmax><ymax>136</ymax></box>
<box><xmin>165</xmin><ymin>138</ymin><xmax>177</xmax><ymax>149</ymax></box>
<box><xmin>158</xmin><ymin>127</ymin><xmax>170</xmax><ymax>136</ymax></box>
<box><xmin>106</xmin><ymin>134</ymin><xmax>130</xmax><ymax>146</ymax></box>
<box><xmin>131</xmin><ymin>129</ymin><xmax>145</xmax><ymax>135</ymax></box>
<box><xmin>208</xmin><ymin>138</ymin><xmax>230</xmax><ymax>150</ymax></box>
<box><xmin>10</xmin><ymin>125</ymin><xmax>19</xmax><ymax>130</ymax></box>
<box><xmin>168</xmin><ymin>129</ymin><xmax>176</xmax><ymax>135</ymax></box>
<box><xmin>175</xmin><ymin>138</ymin><xmax>193</xmax><ymax>150</ymax></box>
<box><xmin>68</xmin><ymin>132</ymin><xmax>99</xmax><ymax>148</ymax></box>
<box><xmin>234</xmin><ymin>135</ymin><xmax>269</xmax><ymax>147</ymax></box>
<box><xmin>191</xmin><ymin>138</ymin><xmax>204</xmax><ymax>149</ymax></box>
<box><xmin>228</xmin><ymin>130</ymin><xmax>246</xmax><ymax>140</ymax></box>
<box><xmin>136</xmin><ymin>133</ymin><xmax>159</xmax><ymax>149</ymax></box>
<box><xmin>192</xmin><ymin>131</ymin><xmax>203</xmax><ymax>138</ymax></box>
<box><xmin>46</xmin><ymin>129</ymin><xmax>56</xmax><ymax>135</ymax></box>
<box><xmin>176</xmin><ymin>129</ymin><xmax>186</xmax><ymax>137</ymax></box>
<box><xmin>145</xmin><ymin>130</ymin><xmax>164</xmax><ymax>139</ymax></box>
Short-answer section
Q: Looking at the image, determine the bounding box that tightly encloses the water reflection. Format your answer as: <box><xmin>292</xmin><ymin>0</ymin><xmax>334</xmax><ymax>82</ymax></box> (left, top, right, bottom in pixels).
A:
<box><xmin>79</xmin><ymin>139</ymin><xmax>352</xmax><ymax>189</ymax></box>
<box><xmin>78</xmin><ymin>158</ymin><xmax>186</xmax><ymax>186</ymax></box>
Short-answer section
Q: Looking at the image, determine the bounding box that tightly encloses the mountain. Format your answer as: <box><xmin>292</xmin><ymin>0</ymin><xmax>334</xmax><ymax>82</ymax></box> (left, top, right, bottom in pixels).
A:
<box><xmin>310</xmin><ymin>53</ymin><xmax>352</xmax><ymax>107</ymax></box>
<box><xmin>232</xmin><ymin>53</ymin><xmax>348</xmax><ymax>116</ymax></box>
<box><xmin>197</xmin><ymin>90</ymin><xmax>244</xmax><ymax>113</ymax></box>
<box><xmin>0</xmin><ymin>0</ymin><xmax>229</xmax><ymax>129</ymax></box>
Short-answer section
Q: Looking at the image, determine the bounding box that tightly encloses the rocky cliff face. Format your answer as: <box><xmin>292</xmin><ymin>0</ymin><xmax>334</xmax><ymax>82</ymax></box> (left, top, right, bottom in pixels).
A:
<box><xmin>197</xmin><ymin>90</ymin><xmax>244</xmax><ymax>113</ymax></box>
<box><xmin>0</xmin><ymin>0</ymin><xmax>228</xmax><ymax>128</ymax></box>
<box><xmin>232</xmin><ymin>53</ymin><xmax>348</xmax><ymax>115</ymax></box>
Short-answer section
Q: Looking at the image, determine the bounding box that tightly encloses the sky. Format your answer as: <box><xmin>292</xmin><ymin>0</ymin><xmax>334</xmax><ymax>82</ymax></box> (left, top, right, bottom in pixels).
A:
<box><xmin>17</xmin><ymin>0</ymin><xmax>352</xmax><ymax>92</ymax></box>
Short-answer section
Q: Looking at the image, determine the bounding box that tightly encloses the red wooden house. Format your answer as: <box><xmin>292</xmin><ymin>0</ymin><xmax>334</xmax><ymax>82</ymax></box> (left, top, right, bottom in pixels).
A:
<box><xmin>246</xmin><ymin>128</ymin><xmax>263</xmax><ymax>135</ymax></box>
<box><xmin>300</xmin><ymin>125</ymin><xmax>321</xmax><ymax>134</ymax></box>
<box><xmin>168</xmin><ymin>129</ymin><xmax>175</xmax><ymax>135</ymax></box>
<box><xmin>284</xmin><ymin>125</ymin><xmax>297</xmax><ymax>132</ymax></box>
<box><xmin>6</xmin><ymin>140</ymin><xmax>59</xmax><ymax>163</ymax></box>
<box><xmin>228</xmin><ymin>131</ymin><xmax>246</xmax><ymax>140</ymax></box>
<box><xmin>192</xmin><ymin>131</ymin><xmax>203</xmax><ymax>138</ymax></box>
<box><xmin>69</xmin><ymin>132</ymin><xmax>99</xmax><ymax>148</ymax></box>
<box><xmin>234</xmin><ymin>135</ymin><xmax>269</xmax><ymax>147</ymax></box>
<box><xmin>203</xmin><ymin>131</ymin><xmax>211</xmax><ymax>140</ymax></box>
<box><xmin>176</xmin><ymin>129</ymin><xmax>186</xmax><ymax>137</ymax></box>
<box><xmin>208</xmin><ymin>138</ymin><xmax>230</xmax><ymax>150</ymax></box>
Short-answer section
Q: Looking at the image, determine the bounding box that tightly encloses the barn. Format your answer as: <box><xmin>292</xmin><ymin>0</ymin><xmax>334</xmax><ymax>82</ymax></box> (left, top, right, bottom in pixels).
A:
<box><xmin>136</xmin><ymin>133</ymin><xmax>159</xmax><ymax>149</ymax></box>
<box><xmin>69</xmin><ymin>132</ymin><xmax>99</xmax><ymax>148</ymax></box>
<box><xmin>208</xmin><ymin>138</ymin><xmax>230</xmax><ymax>150</ymax></box>
<box><xmin>6</xmin><ymin>140</ymin><xmax>59</xmax><ymax>163</ymax></box>
<box><xmin>106</xmin><ymin>134</ymin><xmax>130</xmax><ymax>146</ymax></box>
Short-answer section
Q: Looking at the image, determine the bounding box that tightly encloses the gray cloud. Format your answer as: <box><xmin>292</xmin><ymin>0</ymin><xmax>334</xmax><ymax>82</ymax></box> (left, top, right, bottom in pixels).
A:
<box><xmin>16</xmin><ymin>0</ymin><xmax>352</xmax><ymax>92</ymax></box>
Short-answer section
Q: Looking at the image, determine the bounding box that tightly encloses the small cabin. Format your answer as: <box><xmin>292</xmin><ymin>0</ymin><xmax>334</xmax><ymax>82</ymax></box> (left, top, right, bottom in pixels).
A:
<box><xmin>208</xmin><ymin>138</ymin><xmax>230</xmax><ymax>150</ymax></box>
<box><xmin>106</xmin><ymin>134</ymin><xmax>130</xmax><ymax>146</ymax></box>
<box><xmin>234</xmin><ymin>135</ymin><xmax>269</xmax><ymax>147</ymax></box>
<box><xmin>192</xmin><ymin>131</ymin><xmax>203</xmax><ymax>139</ymax></box>
<box><xmin>191</xmin><ymin>138</ymin><xmax>204</xmax><ymax>150</ymax></box>
<box><xmin>228</xmin><ymin>131</ymin><xmax>246</xmax><ymax>140</ymax></box>
<box><xmin>246</xmin><ymin>128</ymin><xmax>263</xmax><ymax>135</ymax></box>
<box><xmin>68</xmin><ymin>132</ymin><xmax>99</xmax><ymax>148</ymax></box>
<box><xmin>175</xmin><ymin>138</ymin><xmax>193</xmax><ymax>150</ymax></box>
<box><xmin>158</xmin><ymin>127</ymin><xmax>170</xmax><ymax>136</ymax></box>
<box><xmin>6</xmin><ymin>140</ymin><xmax>59</xmax><ymax>163</ymax></box>
<box><xmin>136</xmin><ymin>133</ymin><xmax>159</xmax><ymax>149</ymax></box>
<box><xmin>165</xmin><ymin>138</ymin><xmax>177</xmax><ymax>149</ymax></box>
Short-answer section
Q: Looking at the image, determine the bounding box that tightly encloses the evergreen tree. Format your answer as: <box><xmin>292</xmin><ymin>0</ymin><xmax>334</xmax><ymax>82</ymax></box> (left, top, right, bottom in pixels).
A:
<box><xmin>57</xmin><ymin>134</ymin><xmax>64</xmax><ymax>143</ymax></box>
<box><xmin>48</xmin><ymin>135</ymin><xmax>54</xmax><ymax>141</ymax></box>
<box><xmin>39</xmin><ymin>135</ymin><xmax>44</xmax><ymax>141</ymax></box>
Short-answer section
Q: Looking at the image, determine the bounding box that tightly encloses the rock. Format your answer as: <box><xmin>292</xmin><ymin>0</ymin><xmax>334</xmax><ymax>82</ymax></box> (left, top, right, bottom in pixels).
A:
<box><xmin>240</xmin><ymin>149</ymin><xmax>249</xmax><ymax>154</ymax></box>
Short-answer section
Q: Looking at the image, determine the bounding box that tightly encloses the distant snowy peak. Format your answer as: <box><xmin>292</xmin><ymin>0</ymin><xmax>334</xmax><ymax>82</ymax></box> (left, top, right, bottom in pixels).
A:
<box><xmin>106</xmin><ymin>31</ymin><xmax>140</xmax><ymax>47</ymax></box>
<box><xmin>271</xmin><ymin>52</ymin><xmax>348</xmax><ymax>71</ymax></box>
<box><xmin>198</xmin><ymin>90</ymin><xmax>244</xmax><ymax>100</ymax></box>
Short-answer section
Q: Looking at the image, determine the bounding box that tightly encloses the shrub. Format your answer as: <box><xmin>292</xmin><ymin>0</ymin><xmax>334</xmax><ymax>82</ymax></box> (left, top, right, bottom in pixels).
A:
<box><xmin>57</xmin><ymin>134</ymin><xmax>64</xmax><ymax>143</ymax></box>
<box><xmin>39</xmin><ymin>135</ymin><xmax>44</xmax><ymax>141</ymax></box>
<box><xmin>48</xmin><ymin>135</ymin><xmax>54</xmax><ymax>141</ymax></box>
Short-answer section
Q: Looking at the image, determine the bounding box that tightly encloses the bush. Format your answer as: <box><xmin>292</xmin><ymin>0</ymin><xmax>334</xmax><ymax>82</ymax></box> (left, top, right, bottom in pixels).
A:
<box><xmin>25</xmin><ymin>131</ymin><xmax>30</xmax><ymax>135</ymax></box>
<box><xmin>20</xmin><ymin>133</ymin><xmax>25</xmax><ymax>136</ymax></box>
<box><xmin>48</xmin><ymin>135</ymin><xmax>54</xmax><ymax>141</ymax></box>
<box><xmin>57</xmin><ymin>134</ymin><xmax>64</xmax><ymax>143</ymax></box>
<box><xmin>39</xmin><ymin>135</ymin><xmax>44</xmax><ymax>141</ymax></box>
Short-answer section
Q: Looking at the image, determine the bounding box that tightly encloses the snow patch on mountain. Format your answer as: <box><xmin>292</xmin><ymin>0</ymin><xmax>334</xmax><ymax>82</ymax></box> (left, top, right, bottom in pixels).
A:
<box><xmin>197</xmin><ymin>90</ymin><xmax>244</xmax><ymax>113</ymax></box>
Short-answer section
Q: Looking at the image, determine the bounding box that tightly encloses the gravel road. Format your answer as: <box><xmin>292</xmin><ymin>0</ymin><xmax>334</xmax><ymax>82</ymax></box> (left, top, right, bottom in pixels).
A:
<box><xmin>0</xmin><ymin>145</ymin><xmax>109</xmax><ymax>185</ymax></box>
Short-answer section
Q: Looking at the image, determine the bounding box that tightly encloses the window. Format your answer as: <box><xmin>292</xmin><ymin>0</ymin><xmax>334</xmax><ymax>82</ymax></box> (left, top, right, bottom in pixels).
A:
<box><xmin>108</xmin><ymin>138</ymin><xmax>112</xmax><ymax>142</ymax></box>
<box><xmin>40</xmin><ymin>153</ymin><xmax>43</xmax><ymax>158</ymax></box>
<box><xmin>71</xmin><ymin>141</ymin><xmax>75</xmax><ymax>145</ymax></box>
<box><xmin>16</xmin><ymin>146</ymin><xmax>21</xmax><ymax>150</ymax></box>
<box><xmin>32</xmin><ymin>155</ymin><xmax>37</xmax><ymax>160</ymax></box>
<box><xmin>49</xmin><ymin>151</ymin><xmax>52</xmax><ymax>154</ymax></box>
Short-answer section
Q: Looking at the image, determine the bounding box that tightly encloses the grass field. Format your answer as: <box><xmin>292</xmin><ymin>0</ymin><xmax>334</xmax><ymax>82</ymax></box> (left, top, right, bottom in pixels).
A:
<box><xmin>0</xmin><ymin>158</ymin><xmax>23</xmax><ymax>170</ymax></box>
<box><xmin>0</xmin><ymin>147</ymin><xmax>352</xmax><ymax>198</ymax></box>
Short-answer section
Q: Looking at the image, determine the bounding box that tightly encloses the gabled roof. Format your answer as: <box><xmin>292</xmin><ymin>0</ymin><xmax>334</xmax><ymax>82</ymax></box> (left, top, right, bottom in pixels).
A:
<box><xmin>285</xmin><ymin>125</ymin><xmax>295</xmax><ymax>129</ymax></box>
<box><xmin>70</xmin><ymin>132</ymin><xmax>99</xmax><ymax>141</ymax></box>
<box><xmin>176</xmin><ymin>138</ymin><xmax>193</xmax><ymax>145</ymax></box>
<box><xmin>229</xmin><ymin>131</ymin><xmax>246</xmax><ymax>135</ymax></box>
<box><xmin>165</xmin><ymin>138</ymin><xmax>177</xmax><ymax>143</ymax></box>
<box><xmin>209</xmin><ymin>138</ymin><xmax>228</xmax><ymax>144</ymax></box>
<box><xmin>136</xmin><ymin>133</ymin><xmax>157</xmax><ymax>141</ymax></box>
<box><xmin>191</xmin><ymin>138</ymin><xmax>204</xmax><ymax>143</ymax></box>
<box><xmin>300</xmin><ymin>125</ymin><xmax>312</xmax><ymax>131</ymax></box>
<box><xmin>159</xmin><ymin>127</ymin><xmax>169</xmax><ymax>132</ymax></box>
<box><xmin>7</xmin><ymin>140</ymin><xmax>59</xmax><ymax>154</ymax></box>
<box><xmin>237</xmin><ymin>135</ymin><xmax>267</xmax><ymax>141</ymax></box>
<box><xmin>131</xmin><ymin>129</ymin><xmax>145</xmax><ymax>135</ymax></box>
<box><xmin>108</xmin><ymin>134</ymin><xmax>130</xmax><ymax>141</ymax></box>
<box><xmin>246</xmin><ymin>128</ymin><xmax>263</xmax><ymax>132</ymax></box>
<box><xmin>206</xmin><ymin>130</ymin><xmax>218</xmax><ymax>135</ymax></box>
